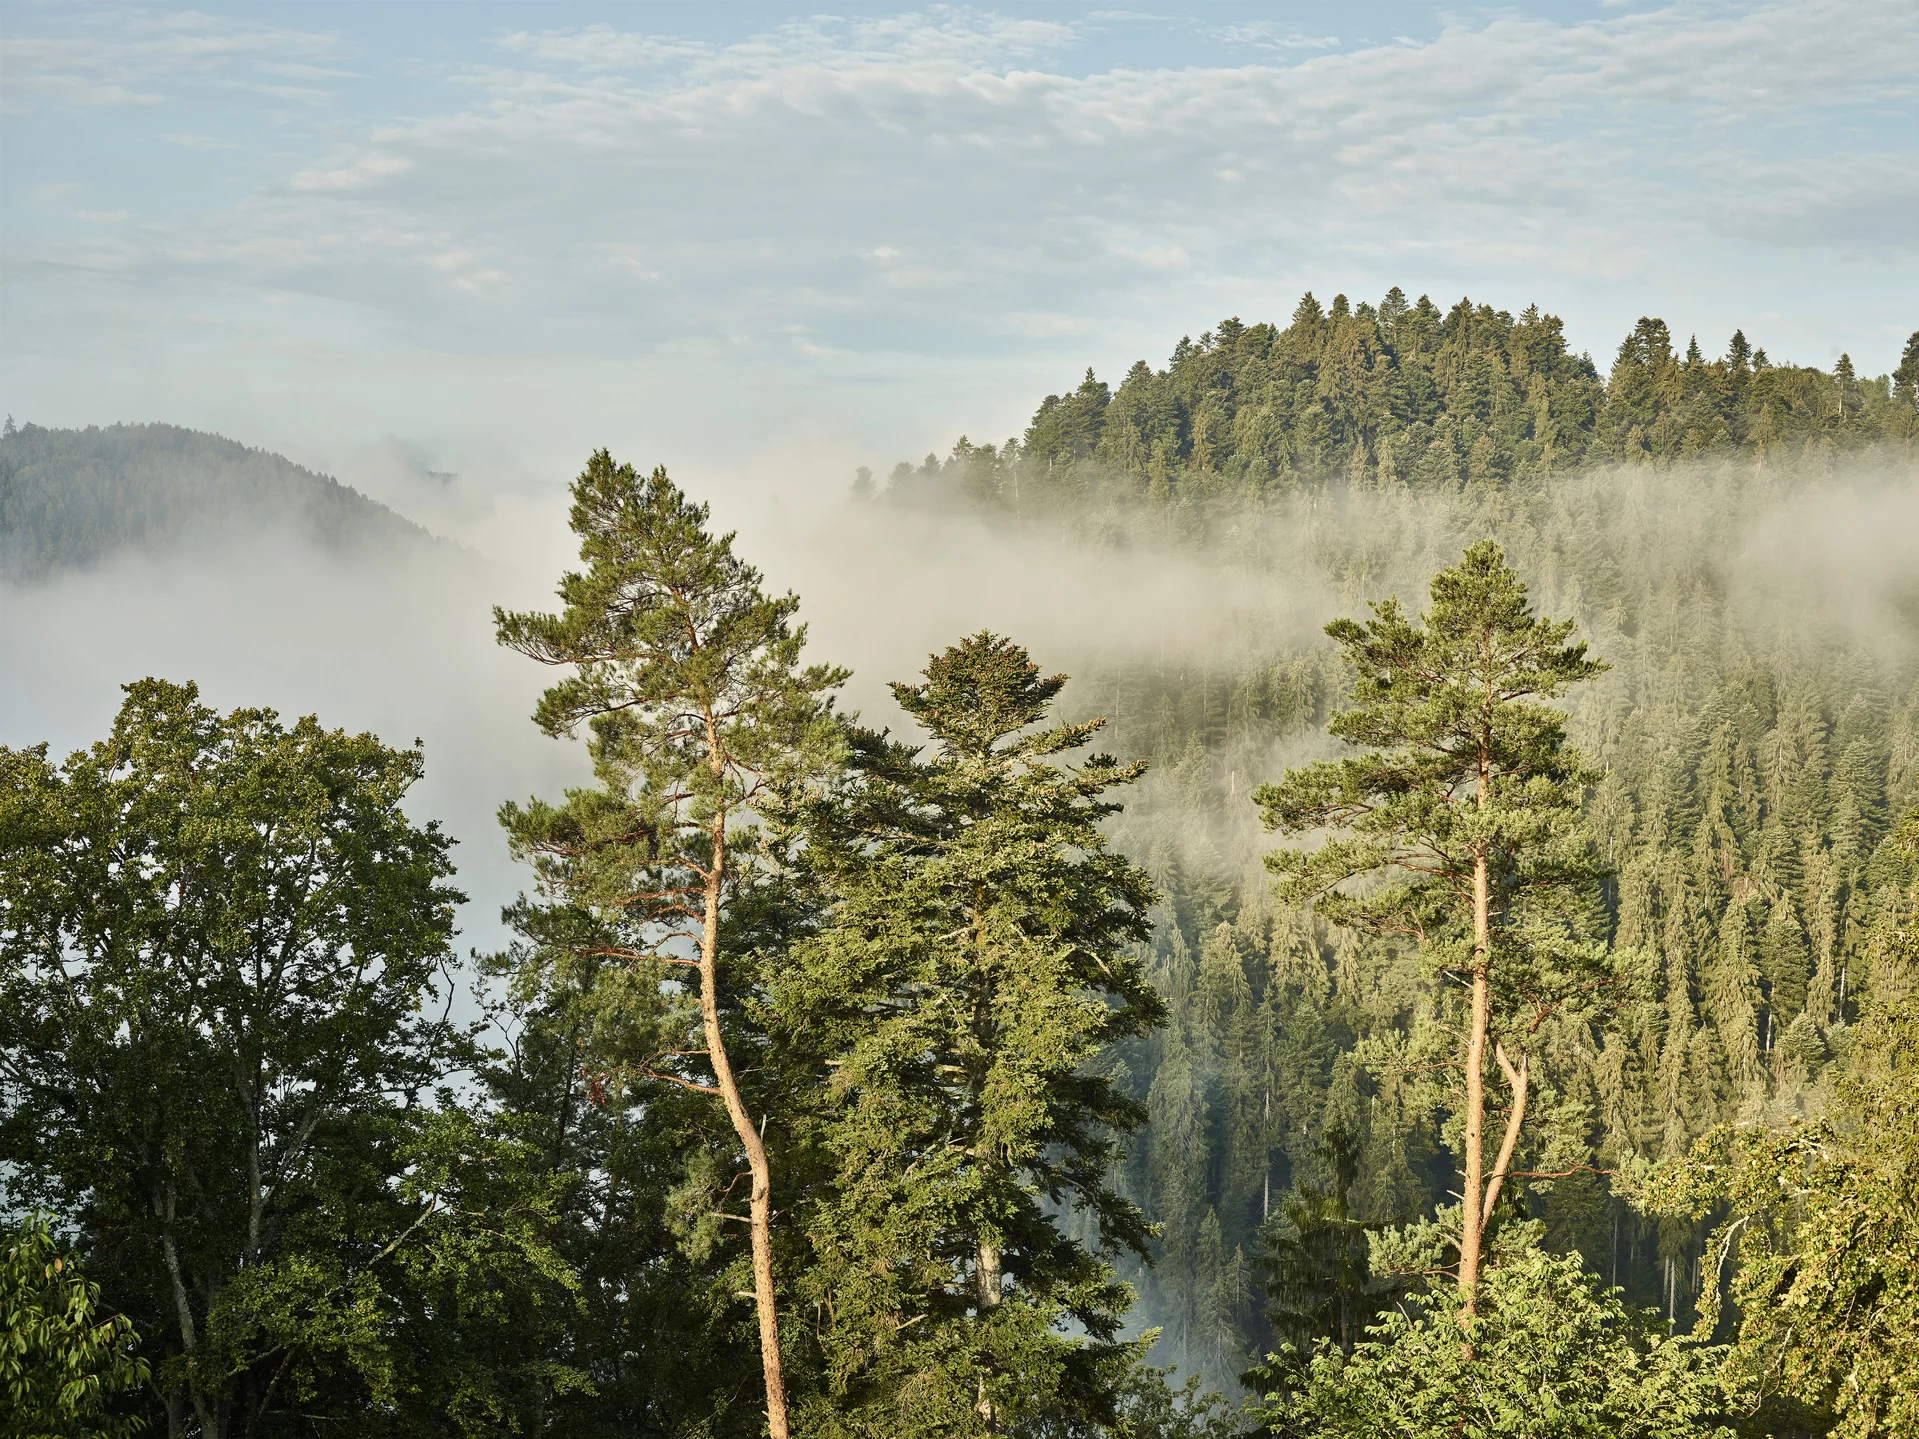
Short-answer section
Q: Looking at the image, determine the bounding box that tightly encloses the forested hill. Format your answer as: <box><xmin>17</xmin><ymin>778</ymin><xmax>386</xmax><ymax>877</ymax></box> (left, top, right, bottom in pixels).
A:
<box><xmin>855</xmin><ymin>291</ymin><xmax>1919</xmax><ymax>1395</ymax></box>
<box><xmin>0</xmin><ymin>421</ymin><xmax>435</xmax><ymax>577</ymax></box>
<box><xmin>871</xmin><ymin>290</ymin><xmax>1919</xmax><ymax>511</ymax></box>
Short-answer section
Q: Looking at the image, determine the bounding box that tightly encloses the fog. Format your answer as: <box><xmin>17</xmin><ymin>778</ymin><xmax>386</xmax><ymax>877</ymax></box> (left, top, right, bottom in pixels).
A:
<box><xmin>0</xmin><ymin>527</ymin><xmax>581</xmax><ymax>964</ymax></box>
<box><xmin>4</xmin><ymin>446</ymin><xmax>1917</xmax><ymax>965</ymax></box>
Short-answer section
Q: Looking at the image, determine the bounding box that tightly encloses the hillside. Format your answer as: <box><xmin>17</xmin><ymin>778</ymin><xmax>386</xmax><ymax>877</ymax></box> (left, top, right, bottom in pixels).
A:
<box><xmin>0</xmin><ymin>421</ymin><xmax>437</xmax><ymax>577</ymax></box>
<box><xmin>861</xmin><ymin>293</ymin><xmax>1919</xmax><ymax>1391</ymax></box>
<box><xmin>872</xmin><ymin>292</ymin><xmax>1919</xmax><ymax>514</ymax></box>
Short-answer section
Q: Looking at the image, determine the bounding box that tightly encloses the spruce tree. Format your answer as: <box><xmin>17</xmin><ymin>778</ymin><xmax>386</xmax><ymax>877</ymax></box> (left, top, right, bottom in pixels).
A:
<box><xmin>1253</xmin><ymin>541</ymin><xmax>1611</xmax><ymax>1312</ymax></box>
<box><xmin>785</xmin><ymin>633</ymin><xmax>1162</xmax><ymax>1435</ymax></box>
<box><xmin>494</xmin><ymin>453</ymin><xmax>845</xmax><ymax>1439</ymax></box>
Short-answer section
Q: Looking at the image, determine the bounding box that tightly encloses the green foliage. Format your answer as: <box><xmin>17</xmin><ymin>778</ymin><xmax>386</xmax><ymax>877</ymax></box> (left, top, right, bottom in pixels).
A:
<box><xmin>493</xmin><ymin>451</ymin><xmax>849</xmax><ymax>1438</ymax></box>
<box><xmin>2</xmin><ymin>1216</ymin><xmax>148</xmax><ymax>1439</ymax></box>
<box><xmin>1104</xmin><ymin>1366</ymin><xmax>1245</xmax><ymax>1439</ymax></box>
<box><xmin>0</xmin><ymin>422</ymin><xmax>430</xmax><ymax>577</ymax></box>
<box><xmin>1256</xmin><ymin>1124</ymin><xmax>1392</xmax><ymax>1356</ymax></box>
<box><xmin>877</xmin><ymin>294</ymin><xmax>1915</xmax><ymax>514</ymax></box>
<box><xmin>1253</xmin><ymin>541</ymin><xmax>1613</xmax><ymax>1305</ymax></box>
<box><xmin>1642</xmin><ymin>809</ymin><xmax>1919</xmax><ymax>1437</ymax></box>
<box><xmin>469</xmin><ymin>956</ymin><xmax>773</xmax><ymax>1437</ymax></box>
<box><xmin>0</xmin><ymin>679</ymin><xmax>580</xmax><ymax>1436</ymax></box>
<box><xmin>1006</xmin><ymin>450</ymin><xmax>1919</xmax><ymax>1379</ymax></box>
<box><xmin>1256</xmin><ymin>1245</ymin><xmax>1731</xmax><ymax>1437</ymax></box>
<box><xmin>786</xmin><ymin>633</ymin><xmax>1164</xmax><ymax>1436</ymax></box>
<box><xmin>1253</xmin><ymin>538</ymin><xmax>1609</xmax><ymax>983</ymax></box>
<box><xmin>7</xmin><ymin>301</ymin><xmax>1918</xmax><ymax>1432</ymax></box>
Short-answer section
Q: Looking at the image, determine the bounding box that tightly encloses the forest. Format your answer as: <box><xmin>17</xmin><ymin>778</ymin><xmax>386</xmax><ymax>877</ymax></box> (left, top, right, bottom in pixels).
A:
<box><xmin>3</xmin><ymin>294</ymin><xmax>1919</xmax><ymax>1439</ymax></box>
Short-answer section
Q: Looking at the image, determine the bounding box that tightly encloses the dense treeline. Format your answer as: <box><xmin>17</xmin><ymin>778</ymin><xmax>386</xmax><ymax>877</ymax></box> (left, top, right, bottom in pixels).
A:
<box><xmin>1036</xmin><ymin>462</ymin><xmax>1919</xmax><ymax>1393</ymax></box>
<box><xmin>0</xmin><ymin>421</ymin><xmax>431</xmax><ymax>576</ymax></box>
<box><xmin>870</xmin><ymin>293</ymin><xmax>1918</xmax><ymax>512</ymax></box>
<box><xmin>854</xmin><ymin>293</ymin><xmax>1919</xmax><ymax>1396</ymax></box>
<box><xmin>4</xmin><ymin>295</ymin><xmax>1919</xmax><ymax>1436</ymax></box>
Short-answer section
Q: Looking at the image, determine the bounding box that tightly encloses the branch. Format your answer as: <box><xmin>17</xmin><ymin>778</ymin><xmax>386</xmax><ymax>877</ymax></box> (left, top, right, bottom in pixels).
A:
<box><xmin>581</xmin><ymin>945</ymin><xmax>699</xmax><ymax>969</ymax></box>
<box><xmin>1479</xmin><ymin>1043</ymin><xmax>1530</xmax><ymax>1226</ymax></box>
<box><xmin>639</xmin><ymin>1068</ymin><xmax>721</xmax><ymax>1096</ymax></box>
<box><xmin>371</xmin><ymin>1197</ymin><xmax>439</xmax><ymax>1264</ymax></box>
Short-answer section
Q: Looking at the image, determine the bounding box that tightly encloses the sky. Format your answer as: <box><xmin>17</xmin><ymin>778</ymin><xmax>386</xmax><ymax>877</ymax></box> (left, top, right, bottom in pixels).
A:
<box><xmin>2</xmin><ymin>0</ymin><xmax>1916</xmax><ymax>994</ymax></box>
<box><xmin>4</xmin><ymin>0</ymin><xmax>1917</xmax><ymax>539</ymax></box>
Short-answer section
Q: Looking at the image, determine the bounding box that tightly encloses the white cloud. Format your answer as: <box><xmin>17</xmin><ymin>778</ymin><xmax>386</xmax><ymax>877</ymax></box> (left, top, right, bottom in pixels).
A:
<box><xmin>288</xmin><ymin>151</ymin><xmax>416</xmax><ymax>193</ymax></box>
<box><xmin>5</xmin><ymin>1</ymin><xmax>1916</xmax><ymax>477</ymax></box>
<box><xmin>0</xmin><ymin>9</ymin><xmax>349</xmax><ymax>113</ymax></box>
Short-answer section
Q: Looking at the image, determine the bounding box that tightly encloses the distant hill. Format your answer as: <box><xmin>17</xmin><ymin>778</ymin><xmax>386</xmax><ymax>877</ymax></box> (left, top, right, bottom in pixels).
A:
<box><xmin>0</xmin><ymin>421</ymin><xmax>437</xmax><ymax>578</ymax></box>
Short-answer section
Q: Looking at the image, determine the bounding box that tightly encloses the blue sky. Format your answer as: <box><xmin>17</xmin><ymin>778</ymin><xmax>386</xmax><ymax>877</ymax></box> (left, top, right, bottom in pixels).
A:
<box><xmin>3</xmin><ymin>0</ymin><xmax>1916</xmax><ymax>532</ymax></box>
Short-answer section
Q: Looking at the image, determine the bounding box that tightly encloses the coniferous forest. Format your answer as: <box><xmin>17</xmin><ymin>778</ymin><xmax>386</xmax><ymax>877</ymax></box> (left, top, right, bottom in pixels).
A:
<box><xmin>4</xmin><ymin>295</ymin><xmax>1919</xmax><ymax>1439</ymax></box>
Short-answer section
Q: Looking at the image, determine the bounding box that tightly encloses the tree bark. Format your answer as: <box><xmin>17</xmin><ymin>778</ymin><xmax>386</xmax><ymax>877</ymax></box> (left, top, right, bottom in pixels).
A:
<box><xmin>968</xmin><ymin>887</ymin><xmax>1002</xmax><ymax>1430</ymax></box>
<box><xmin>698</xmin><ymin>816</ymin><xmax>789</xmax><ymax>1439</ymax></box>
<box><xmin>1458</xmin><ymin>870</ymin><xmax>1490</xmax><ymax>1315</ymax></box>
<box><xmin>975</xmin><ymin>1236</ymin><xmax>1002</xmax><ymax>1428</ymax></box>
<box><xmin>976</xmin><ymin>1238</ymin><xmax>1002</xmax><ymax>1311</ymax></box>
<box><xmin>1480</xmin><ymin>1043</ymin><xmax>1530</xmax><ymax>1225</ymax></box>
<box><xmin>1460</xmin><ymin>724</ymin><xmax>1495</xmax><ymax>1318</ymax></box>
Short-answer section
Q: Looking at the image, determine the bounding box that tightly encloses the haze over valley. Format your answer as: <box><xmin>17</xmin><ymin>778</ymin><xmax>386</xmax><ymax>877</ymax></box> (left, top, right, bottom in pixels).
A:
<box><xmin>4</xmin><ymin>4</ymin><xmax>1918</xmax><ymax>1437</ymax></box>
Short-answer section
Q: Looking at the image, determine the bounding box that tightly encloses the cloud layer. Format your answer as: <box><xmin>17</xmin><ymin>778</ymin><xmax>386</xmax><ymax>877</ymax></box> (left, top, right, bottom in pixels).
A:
<box><xmin>3</xmin><ymin>2</ymin><xmax>1915</xmax><ymax>501</ymax></box>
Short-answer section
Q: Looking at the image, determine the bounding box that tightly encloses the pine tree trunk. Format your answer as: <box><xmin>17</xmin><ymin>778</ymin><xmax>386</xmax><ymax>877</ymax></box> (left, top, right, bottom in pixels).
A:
<box><xmin>1459</xmin><ymin>871</ymin><xmax>1490</xmax><ymax>1315</ymax></box>
<box><xmin>1460</xmin><ymin>720</ymin><xmax>1495</xmax><ymax>1319</ymax></box>
<box><xmin>698</xmin><ymin>819</ymin><xmax>789</xmax><ymax>1439</ymax></box>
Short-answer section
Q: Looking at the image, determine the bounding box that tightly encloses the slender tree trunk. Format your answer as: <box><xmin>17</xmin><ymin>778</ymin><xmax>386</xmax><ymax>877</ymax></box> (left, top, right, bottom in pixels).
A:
<box><xmin>697</xmin><ymin>818</ymin><xmax>789</xmax><ymax>1439</ymax></box>
<box><xmin>1459</xmin><ymin>843</ymin><xmax>1491</xmax><ymax>1315</ymax></box>
<box><xmin>973</xmin><ymin>1234</ymin><xmax>1003</xmax><ymax>1428</ymax></box>
<box><xmin>976</xmin><ymin>1238</ymin><xmax>1002</xmax><ymax>1311</ymax></box>
<box><xmin>160</xmin><ymin>1187</ymin><xmax>222</xmax><ymax>1439</ymax></box>
<box><xmin>971</xmin><ymin>892</ymin><xmax>1001</xmax><ymax>1431</ymax></box>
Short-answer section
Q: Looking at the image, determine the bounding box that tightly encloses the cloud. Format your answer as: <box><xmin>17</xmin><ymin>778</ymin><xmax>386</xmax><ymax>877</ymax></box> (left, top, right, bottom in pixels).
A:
<box><xmin>494</xmin><ymin>24</ymin><xmax>712</xmax><ymax>73</ymax></box>
<box><xmin>59</xmin><ymin>1</ymin><xmax>1902</xmax><ymax>347</ymax></box>
<box><xmin>4</xmin><ymin>2</ymin><xmax>1915</xmax><ymax>479</ymax></box>
<box><xmin>289</xmin><ymin>152</ymin><xmax>417</xmax><ymax>193</ymax></box>
<box><xmin>0</xmin><ymin>9</ymin><xmax>350</xmax><ymax>113</ymax></box>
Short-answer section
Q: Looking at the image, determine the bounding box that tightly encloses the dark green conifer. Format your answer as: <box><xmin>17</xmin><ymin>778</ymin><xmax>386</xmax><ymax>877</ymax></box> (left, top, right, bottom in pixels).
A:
<box><xmin>787</xmin><ymin>633</ymin><xmax>1162</xmax><ymax>1436</ymax></box>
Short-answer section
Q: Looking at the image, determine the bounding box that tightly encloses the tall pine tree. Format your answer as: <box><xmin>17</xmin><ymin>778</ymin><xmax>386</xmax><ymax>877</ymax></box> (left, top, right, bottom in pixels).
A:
<box><xmin>1254</xmin><ymin>541</ymin><xmax>1612</xmax><ymax>1313</ymax></box>
<box><xmin>494</xmin><ymin>453</ymin><xmax>846</xmax><ymax>1439</ymax></box>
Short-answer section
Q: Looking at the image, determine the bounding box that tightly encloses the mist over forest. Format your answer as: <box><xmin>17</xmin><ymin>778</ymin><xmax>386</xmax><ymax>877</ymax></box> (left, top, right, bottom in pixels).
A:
<box><xmin>4</xmin><ymin>292</ymin><xmax>1919</xmax><ymax>1439</ymax></box>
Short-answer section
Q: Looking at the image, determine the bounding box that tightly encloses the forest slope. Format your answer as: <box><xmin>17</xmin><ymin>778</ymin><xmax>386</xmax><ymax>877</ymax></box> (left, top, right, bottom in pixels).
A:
<box><xmin>0</xmin><ymin>421</ymin><xmax>436</xmax><ymax>577</ymax></box>
<box><xmin>6</xmin><ymin>294</ymin><xmax>1917</xmax><ymax>1410</ymax></box>
<box><xmin>867</xmin><ymin>293</ymin><xmax>1919</xmax><ymax>1392</ymax></box>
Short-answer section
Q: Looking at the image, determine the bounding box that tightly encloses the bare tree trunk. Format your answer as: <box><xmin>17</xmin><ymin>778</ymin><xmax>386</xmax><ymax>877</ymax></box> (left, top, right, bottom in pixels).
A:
<box><xmin>1459</xmin><ymin>844</ymin><xmax>1491</xmax><ymax>1316</ymax></box>
<box><xmin>698</xmin><ymin>819</ymin><xmax>789</xmax><ymax>1439</ymax></box>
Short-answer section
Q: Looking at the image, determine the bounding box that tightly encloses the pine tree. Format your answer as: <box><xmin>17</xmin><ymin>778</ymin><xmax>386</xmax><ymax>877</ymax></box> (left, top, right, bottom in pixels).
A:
<box><xmin>1254</xmin><ymin>541</ymin><xmax>1611</xmax><ymax>1313</ymax></box>
<box><xmin>494</xmin><ymin>453</ymin><xmax>846</xmax><ymax>1439</ymax></box>
<box><xmin>1894</xmin><ymin>331</ymin><xmax>1919</xmax><ymax>411</ymax></box>
<box><xmin>787</xmin><ymin>633</ymin><xmax>1163</xmax><ymax>1435</ymax></box>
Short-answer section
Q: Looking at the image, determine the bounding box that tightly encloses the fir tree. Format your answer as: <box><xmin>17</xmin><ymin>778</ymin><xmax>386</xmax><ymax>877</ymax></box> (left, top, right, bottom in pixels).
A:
<box><xmin>786</xmin><ymin>633</ymin><xmax>1163</xmax><ymax>1435</ymax></box>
